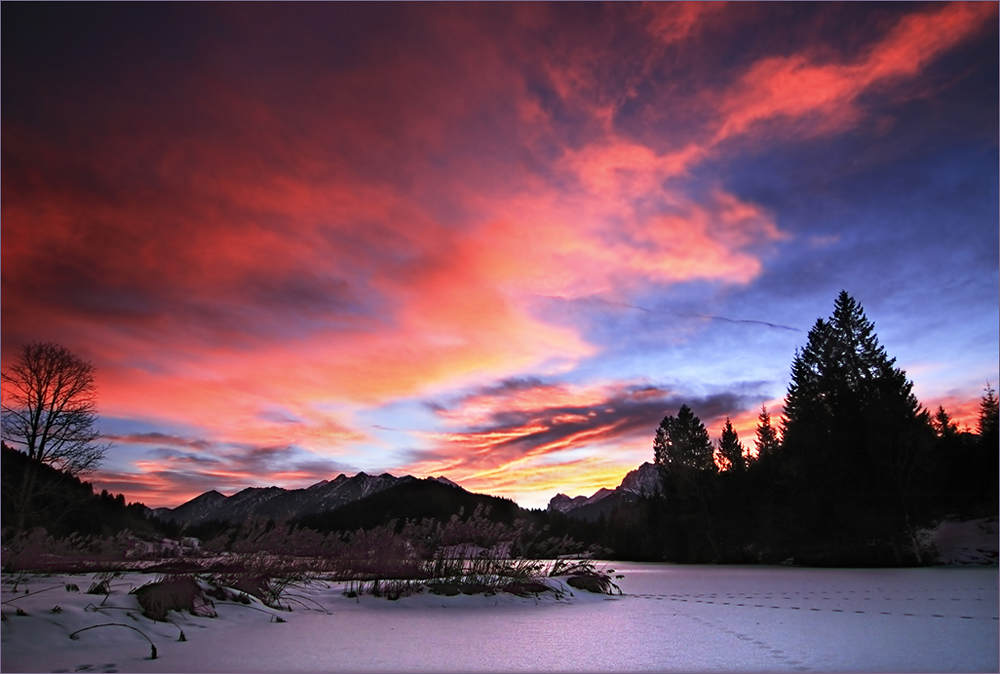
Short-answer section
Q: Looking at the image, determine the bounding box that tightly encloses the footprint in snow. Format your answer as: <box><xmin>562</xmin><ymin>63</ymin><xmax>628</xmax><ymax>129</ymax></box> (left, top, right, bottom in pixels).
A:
<box><xmin>70</xmin><ymin>663</ymin><xmax>117</xmax><ymax>673</ymax></box>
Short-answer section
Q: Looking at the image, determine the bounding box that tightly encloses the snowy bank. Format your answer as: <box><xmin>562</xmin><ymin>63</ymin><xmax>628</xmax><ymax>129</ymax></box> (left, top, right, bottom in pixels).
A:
<box><xmin>923</xmin><ymin>516</ymin><xmax>998</xmax><ymax>565</ymax></box>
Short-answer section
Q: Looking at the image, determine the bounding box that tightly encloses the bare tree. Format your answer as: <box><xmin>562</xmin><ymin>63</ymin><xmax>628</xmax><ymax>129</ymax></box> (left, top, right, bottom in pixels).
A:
<box><xmin>2</xmin><ymin>342</ymin><xmax>111</xmax><ymax>536</ymax></box>
<box><xmin>2</xmin><ymin>342</ymin><xmax>109</xmax><ymax>474</ymax></box>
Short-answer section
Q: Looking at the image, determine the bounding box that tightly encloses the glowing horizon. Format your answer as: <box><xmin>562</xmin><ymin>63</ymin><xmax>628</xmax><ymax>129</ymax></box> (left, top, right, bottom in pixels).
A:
<box><xmin>3</xmin><ymin>3</ymin><xmax>997</xmax><ymax>509</ymax></box>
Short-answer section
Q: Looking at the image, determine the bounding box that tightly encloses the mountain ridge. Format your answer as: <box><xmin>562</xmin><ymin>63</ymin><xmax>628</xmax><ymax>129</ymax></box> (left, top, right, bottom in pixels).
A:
<box><xmin>151</xmin><ymin>463</ymin><xmax>660</xmax><ymax>527</ymax></box>
<box><xmin>151</xmin><ymin>472</ymin><xmax>463</xmax><ymax>527</ymax></box>
<box><xmin>547</xmin><ymin>462</ymin><xmax>662</xmax><ymax>517</ymax></box>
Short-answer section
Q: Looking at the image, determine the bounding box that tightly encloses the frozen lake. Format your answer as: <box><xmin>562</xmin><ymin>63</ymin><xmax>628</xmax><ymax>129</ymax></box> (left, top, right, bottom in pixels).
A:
<box><xmin>3</xmin><ymin>562</ymin><xmax>997</xmax><ymax>672</ymax></box>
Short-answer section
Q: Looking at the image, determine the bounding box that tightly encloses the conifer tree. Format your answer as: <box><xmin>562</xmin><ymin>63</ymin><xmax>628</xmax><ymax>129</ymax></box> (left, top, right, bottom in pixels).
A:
<box><xmin>782</xmin><ymin>292</ymin><xmax>926</xmax><ymax>459</ymax></box>
<box><xmin>654</xmin><ymin>404</ymin><xmax>721</xmax><ymax>561</ymax></box>
<box><xmin>931</xmin><ymin>406</ymin><xmax>958</xmax><ymax>438</ymax></box>
<box><xmin>781</xmin><ymin>318</ymin><xmax>836</xmax><ymax>453</ymax></box>
<box><xmin>978</xmin><ymin>383</ymin><xmax>999</xmax><ymax>449</ymax></box>
<box><xmin>717</xmin><ymin>418</ymin><xmax>745</xmax><ymax>472</ymax></box>
<box><xmin>754</xmin><ymin>405</ymin><xmax>781</xmax><ymax>458</ymax></box>
<box><xmin>654</xmin><ymin>404</ymin><xmax>716</xmax><ymax>473</ymax></box>
<box><xmin>779</xmin><ymin>291</ymin><xmax>931</xmax><ymax>563</ymax></box>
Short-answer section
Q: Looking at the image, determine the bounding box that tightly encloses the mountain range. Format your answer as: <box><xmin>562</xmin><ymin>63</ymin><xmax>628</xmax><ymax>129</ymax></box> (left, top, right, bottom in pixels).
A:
<box><xmin>151</xmin><ymin>472</ymin><xmax>460</xmax><ymax>527</ymax></box>
<box><xmin>151</xmin><ymin>463</ymin><xmax>661</xmax><ymax>527</ymax></box>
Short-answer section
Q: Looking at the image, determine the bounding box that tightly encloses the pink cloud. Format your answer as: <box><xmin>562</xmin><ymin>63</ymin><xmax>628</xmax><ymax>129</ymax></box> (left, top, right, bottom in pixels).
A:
<box><xmin>712</xmin><ymin>2</ymin><xmax>997</xmax><ymax>143</ymax></box>
<box><xmin>642</xmin><ymin>2</ymin><xmax>728</xmax><ymax>46</ymax></box>
<box><xmin>922</xmin><ymin>394</ymin><xmax>985</xmax><ymax>433</ymax></box>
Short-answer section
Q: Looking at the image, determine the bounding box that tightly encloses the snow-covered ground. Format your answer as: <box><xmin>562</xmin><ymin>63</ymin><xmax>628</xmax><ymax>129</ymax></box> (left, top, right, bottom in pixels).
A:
<box><xmin>2</xmin><ymin>562</ymin><xmax>996</xmax><ymax>673</ymax></box>
<box><xmin>924</xmin><ymin>516</ymin><xmax>999</xmax><ymax>565</ymax></box>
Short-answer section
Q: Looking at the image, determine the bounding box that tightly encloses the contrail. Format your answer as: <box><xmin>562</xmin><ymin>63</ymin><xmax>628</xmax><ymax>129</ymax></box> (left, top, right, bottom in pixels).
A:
<box><xmin>574</xmin><ymin>296</ymin><xmax>803</xmax><ymax>333</ymax></box>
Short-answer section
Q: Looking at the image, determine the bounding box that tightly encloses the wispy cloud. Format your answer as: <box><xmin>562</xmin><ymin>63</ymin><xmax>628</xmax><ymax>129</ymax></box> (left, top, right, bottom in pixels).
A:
<box><xmin>97</xmin><ymin>432</ymin><xmax>351</xmax><ymax>507</ymax></box>
<box><xmin>405</xmin><ymin>378</ymin><xmax>763</xmax><ymax>500</ymax></box>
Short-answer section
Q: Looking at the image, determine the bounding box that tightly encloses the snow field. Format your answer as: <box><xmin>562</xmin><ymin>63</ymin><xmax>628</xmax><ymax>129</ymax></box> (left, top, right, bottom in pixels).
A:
<box><xmin>2</xmin><ymin>564</ymin><xmax>996</xmax><ymax>672</ymax></box>
<box><xmin>618</xmin><ymin>564</ymin><xmax>998</xmax><ymax>672</ymax></box>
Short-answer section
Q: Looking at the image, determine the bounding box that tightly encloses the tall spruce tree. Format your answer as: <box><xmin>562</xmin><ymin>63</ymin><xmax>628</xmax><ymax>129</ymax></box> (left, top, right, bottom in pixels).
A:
<box><xmin>717</xmin><ymin>418</ymin><xmax>745</xmax><ymax>472</ymax></box>
<box><xmin>782</xmin><ymin>292</ymin><xmax>925</xmax><ymax>455</ymax></box>
<box><xmin>780</xmin><ymin>291</ymin><xmax>931</xmax><ymax>564</ymax></box>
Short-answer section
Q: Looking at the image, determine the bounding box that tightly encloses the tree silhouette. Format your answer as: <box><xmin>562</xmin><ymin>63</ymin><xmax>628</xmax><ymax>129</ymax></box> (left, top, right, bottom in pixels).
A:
<box><xmin>2</xmin><ymin>342</ymin><xmax>108</xmax><ymax>474</ymax></box>
<box><xmin>653</xmin><ymin>404</ymin><xmax>720</xmax><ymax>560</ymax></box>
<box><xmin>931</xmin><ymin>406</ymin><xmax>958</xmax><ymax>438</ymax></box>
<box><xmin>973</xmin><ymin>384</ymin><xmax>1000</xmax><ymax>512</ymax></box>
<box><xmin>978</xmin><ymin>383</ymin><xmax>998</xmax><ymax>447</ymax></box>
<box><xmin>654</xmin><ymin>404</ymin><xmax>716</xmax><ymax>474</ymax></box>
<box><xmin>754</xmin><ymin>405</ymin><xmax>780</xmax><ymax>459</ymax></box>
<box><xmin>2</xmin><ymin>342</ymin><xmax>111</xmax><ymax>536</ymax></box>
<box><xmin>780</xmin><ymin>291</ymin><xmax>931</xmax><ymax>563</ymax></box>
<box><xmin>717</xmin><ymin>418</ymin><xmax>745</xmax><ymax>472</ymax></box>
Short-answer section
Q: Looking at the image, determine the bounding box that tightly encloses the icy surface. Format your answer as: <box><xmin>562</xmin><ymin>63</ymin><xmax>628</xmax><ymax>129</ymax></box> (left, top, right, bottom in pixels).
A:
<box><xmin>2</xmin><ymin>563</ymin><xmax>996</xmax><ymax>672</ymax></box>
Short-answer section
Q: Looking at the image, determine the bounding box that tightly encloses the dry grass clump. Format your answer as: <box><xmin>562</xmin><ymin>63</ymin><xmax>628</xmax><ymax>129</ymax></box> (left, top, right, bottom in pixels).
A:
<box><xmin>191</xmin><ymin>506</ymin><xmax>611</xmax><ymax>599</ymax></box>
<box><xmin>1</xmin><ymin>529</ymin><xmax>147</xmax><ymax>573</ymax></box>
<box><xmin>566</xmin><ymin>574</ymin><xmax>621</xmax><ymax>594</ymax></box>
<box><xmin>132</xmin><ymin>575</ymin><xmax>217</xmax><ymax>621</ymax></box>
<box><xmin>3</xmin><ymin>504</ymin><xmax>617</xmax><ymax>613</ymax></box>
<box><xmin>548</xmin><ymin>558</ymin><xmax>622</xmax><ymax>594</ymax></box>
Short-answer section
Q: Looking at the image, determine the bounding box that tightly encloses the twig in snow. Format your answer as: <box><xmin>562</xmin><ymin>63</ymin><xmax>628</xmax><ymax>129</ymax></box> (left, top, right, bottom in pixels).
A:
<box><xmin>69</xmin><ymin>623</ymin><xmax>158</xmax><ymax>659</ymax></box>
<box><xmin>282</xmin><ymin>592</ymin><xmax>330</xmax><ymax>614</ymax></box>
<box><xmin>1</xmin><ymin>584</ymin><xmax>67</xmax><ymax>605</ymax></box>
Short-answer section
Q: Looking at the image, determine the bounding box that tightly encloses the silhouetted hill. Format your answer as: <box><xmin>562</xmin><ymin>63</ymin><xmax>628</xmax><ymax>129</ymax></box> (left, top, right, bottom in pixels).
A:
<box><xmin>561</xmin><ymin>491</ymin><xmax>641</xmax><ymax>523</ymax></box>
<box><xmin>1</xmin><ymin>443</ymin><xmax>161</xmax><ymax>539</ymax></box>
<box><xmin>294</xmin><ymin>478</ymin><xmax>523</xmax><ymax>533</ymax></box>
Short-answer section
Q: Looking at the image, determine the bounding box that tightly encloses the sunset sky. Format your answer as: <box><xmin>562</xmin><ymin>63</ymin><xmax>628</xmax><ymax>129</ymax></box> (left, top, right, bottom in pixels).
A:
<box><xmin>3</xmin><ymin>2</ymin><xmax>997</xmax><ymax>510</ymax></box>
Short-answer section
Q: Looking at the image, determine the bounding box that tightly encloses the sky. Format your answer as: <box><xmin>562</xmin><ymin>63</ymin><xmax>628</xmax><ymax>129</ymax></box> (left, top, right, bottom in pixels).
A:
<box><xmin>2</xmin><ymin>2</ymin><xmax>997</xmax><ymax>510</ymax></box>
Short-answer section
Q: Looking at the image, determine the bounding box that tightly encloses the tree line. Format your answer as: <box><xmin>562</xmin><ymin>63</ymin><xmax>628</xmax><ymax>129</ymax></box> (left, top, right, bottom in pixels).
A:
<box><xmin>553</xmin><ymin>291</ymin><xmax>998</xmax><ymax>565</ymax></box>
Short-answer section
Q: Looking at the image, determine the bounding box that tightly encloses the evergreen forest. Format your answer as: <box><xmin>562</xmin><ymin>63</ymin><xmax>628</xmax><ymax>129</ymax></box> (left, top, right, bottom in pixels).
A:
<box><xmin>546</xmin><ymin>292</ymin><xmax>998</xmax><ymax>566</ymax></box>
